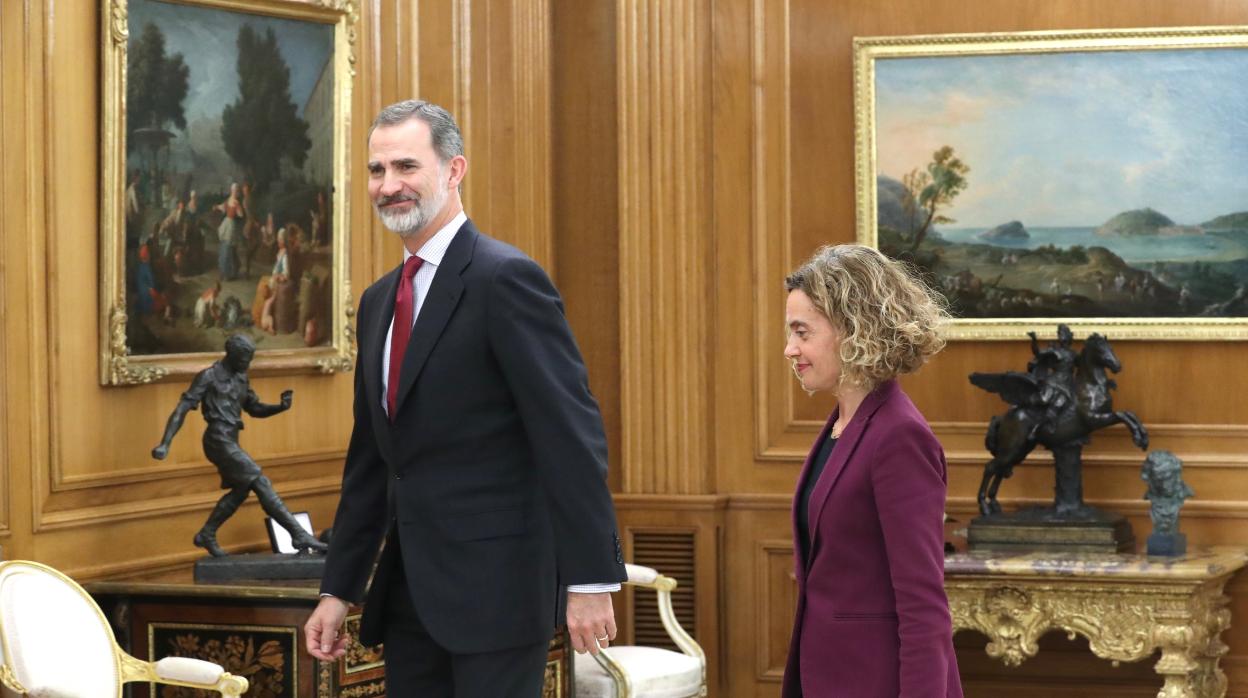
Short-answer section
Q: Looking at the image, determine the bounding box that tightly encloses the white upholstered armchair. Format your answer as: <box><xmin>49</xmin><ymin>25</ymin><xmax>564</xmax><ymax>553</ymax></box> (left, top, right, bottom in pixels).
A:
<box><xmin>575</xmin><ymin>563</ymin><xmax>707</xmax><ymax>698</ymax></box>
<box><xmin>0</xmin><ymin>560</ymin><xmax>248</xmax><ymax>697</ymax></box>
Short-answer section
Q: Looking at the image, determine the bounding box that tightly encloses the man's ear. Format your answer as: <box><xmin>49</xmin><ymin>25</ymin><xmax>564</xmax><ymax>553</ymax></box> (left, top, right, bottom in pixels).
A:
<box><xmin>447</xmin><ymin>155</ymin><xmax>468</xmax><ymax>190</ymax></box>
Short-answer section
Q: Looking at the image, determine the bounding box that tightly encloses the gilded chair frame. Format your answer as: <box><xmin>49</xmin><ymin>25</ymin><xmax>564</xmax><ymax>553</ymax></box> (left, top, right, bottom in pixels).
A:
<box><xmin>592</xmin><ymin>565</ymin><xmax>708</xmax><ymax>698</ymax></box>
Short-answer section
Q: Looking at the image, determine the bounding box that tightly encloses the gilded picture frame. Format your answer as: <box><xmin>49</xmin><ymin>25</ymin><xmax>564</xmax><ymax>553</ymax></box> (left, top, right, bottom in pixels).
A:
<box><xmin>100</xmin><ymin>0</ymin><xmax>358</xmax><ymax>385</ymax></box>
<box><xmin>855</xmin><ymin>26</ymin><xmax>1248</xmax><ymax>340</ymax></box>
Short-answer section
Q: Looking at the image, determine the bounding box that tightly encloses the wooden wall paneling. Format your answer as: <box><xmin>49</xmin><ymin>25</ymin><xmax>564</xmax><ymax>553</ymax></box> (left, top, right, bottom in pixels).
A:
<box><xmin>551</xmin><ymin>0</ymin><xmax>622</xmax><ymax>492</ymax></box>
<box><xmin>3</xmin><ymin>0</ymin><xmax>48</xmax><ymax>563</ymax></box>
<box><xmin>511</xmin><ymin>0</ymin><xmax>553</xmax><ymax>271</ymax></box>
<box><xmin>747</xmin><ymin>0</ymin><xmax>842</xmax><ymax>486</ymax></box>
<box><xmin>754</xmin><ymin>537</ymin><xmax>796</xmax><ymax>683</ymax></box>
<box><xmin>750</xmin><ymin>0</ymin><xmax>802</xmax><ymax>470</ymax></box>
<box><xmin>409</xmin><ymin>0</ymin><xmax>554</xmax><ymax>270</ymax></box>
<box><xmin>0</xmin><ymin>0</ymin><xmax>26</xmax><ymax>547</ymax></box>
<box><xmin>466</xmin><ymin>0</ymin><xmax>553</xmax><ymax>270</ymax></box>
<box><xmin>0</xmin><ymin>0</ymin><xmax>12</xmax><ymax>544</ymax></box>
<box><xmin>722</xmin><ymin>500</ymin><xmax>792</xmax><ymax>698</ymax></box>
<box><xmin>708</xmin><ymin>0</ymin><xmax>760</xmax><ymax>499</ymax></box>
<box><xmin>617</xmin><ymin>0</ymin><xmax>714</xmax><ymax>495</ymax></box>
<box><xmin>362</xmin><ymin>0</ymin><xmax>397</xmax><ymax>281</ymax></box>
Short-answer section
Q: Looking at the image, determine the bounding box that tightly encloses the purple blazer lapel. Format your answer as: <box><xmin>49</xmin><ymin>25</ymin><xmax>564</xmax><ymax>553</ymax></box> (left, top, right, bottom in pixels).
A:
<box><xmin>805</xmin><ymin>380</ymin><xmax>901</xmax><ymax>558</ymax></box>
<box><xmin>792</xmin><ymin>410</ymin><xmax>838</xmax><ymax>578</ymax></box>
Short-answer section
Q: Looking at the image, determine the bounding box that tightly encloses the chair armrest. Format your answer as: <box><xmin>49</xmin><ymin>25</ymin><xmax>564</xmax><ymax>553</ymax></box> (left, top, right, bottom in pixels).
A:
<box><xmin>155</xmin><ymin>657</ymin><xmax>225</xmax><ymax>684</ymax></box>
<box><xmin>120</xmin><ymin>652</ymin><xmax>249</xmax><ymax>696</ymax></box>
<box><xmin>623</xmin><ymin>564</ymin><xmax>706</xmax><ymax>666</ymax></box>
<box><xmin>625</xmin><ymin>564</ymin><xmax>659</xmax><ymax>585</ymax></box>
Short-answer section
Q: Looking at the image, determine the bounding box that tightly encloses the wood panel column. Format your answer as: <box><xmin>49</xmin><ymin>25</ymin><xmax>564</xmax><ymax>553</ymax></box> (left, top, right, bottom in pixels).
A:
<box><xmin>617</xmin><ymin>0</ymin><xmax>714</xmax><ymax>495</ymax></box>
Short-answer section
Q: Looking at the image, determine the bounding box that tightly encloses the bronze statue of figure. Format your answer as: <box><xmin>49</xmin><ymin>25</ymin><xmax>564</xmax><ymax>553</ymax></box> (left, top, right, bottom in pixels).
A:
<box><xmin>970</xmin><ymin>324</ymin><xmax>1149</xmax><ymax>517</ymax></box>
<box><xmin>152</xmin><ymin>334</ymin><xmax>328</xmax><ymax>557</ymax></box>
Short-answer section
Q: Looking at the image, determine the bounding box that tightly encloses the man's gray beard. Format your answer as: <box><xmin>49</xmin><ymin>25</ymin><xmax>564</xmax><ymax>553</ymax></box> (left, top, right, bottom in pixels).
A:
<box><xmin>377</xmin><ymin>204</ymin><xmax>431</xmax><ymax>235</ymax></box>
<box><xmin>376</xmin><ymin>181</ymin><xmax>449</xmax><ymax>237</ymax></box>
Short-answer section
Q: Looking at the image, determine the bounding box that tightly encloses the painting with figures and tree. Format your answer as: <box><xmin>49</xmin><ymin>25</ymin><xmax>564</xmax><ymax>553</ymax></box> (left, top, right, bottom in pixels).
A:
<box><xmin>101</xmin><ymin>0</ymin><xmax>356</xmax><ymax>384</ymax></box>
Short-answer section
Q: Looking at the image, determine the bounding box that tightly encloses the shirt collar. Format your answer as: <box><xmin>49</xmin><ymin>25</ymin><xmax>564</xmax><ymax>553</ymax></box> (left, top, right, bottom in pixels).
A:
<box><xmin>403</xmin><ymin>211</ymin><xmax>467</xmax><ymax>267</ymax></box>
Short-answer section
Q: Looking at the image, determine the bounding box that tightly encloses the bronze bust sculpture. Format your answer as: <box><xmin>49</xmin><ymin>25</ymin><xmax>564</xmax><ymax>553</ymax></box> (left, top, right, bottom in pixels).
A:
<box><xmin>152</xmin><ymin>334</ymin><xmax>328</xmax><ymax>557</ymax></box>
<box><xmin>1142</xmin><ymin>450</ymin><xmax>1194</xmax><ymax>556</ymax></box>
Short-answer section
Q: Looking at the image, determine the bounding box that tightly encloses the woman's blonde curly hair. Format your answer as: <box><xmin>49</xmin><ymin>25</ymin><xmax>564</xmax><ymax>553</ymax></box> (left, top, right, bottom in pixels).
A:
<box><xmin>785</xmin><ymin>244</ymin><xmax>950</xmax><ymax>390</ymax></box>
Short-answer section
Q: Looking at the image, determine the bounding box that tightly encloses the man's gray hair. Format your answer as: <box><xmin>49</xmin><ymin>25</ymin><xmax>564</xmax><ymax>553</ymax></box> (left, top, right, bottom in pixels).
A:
<box><xmin>369</xmin><ymin>100</ymin><xmax>464</xmax><ymax>163</ymax></box>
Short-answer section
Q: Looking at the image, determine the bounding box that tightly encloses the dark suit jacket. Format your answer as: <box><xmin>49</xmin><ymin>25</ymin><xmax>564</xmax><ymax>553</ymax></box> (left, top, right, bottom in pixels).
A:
<box><xmin>321</xmin><ymin>220</ymin><xmax>626</xmax><ymax>654</ymax></box>
<box><xmin>782</xmin><ymin>380</ymin><xmax>962</xmax><ymax>698</ymax></box>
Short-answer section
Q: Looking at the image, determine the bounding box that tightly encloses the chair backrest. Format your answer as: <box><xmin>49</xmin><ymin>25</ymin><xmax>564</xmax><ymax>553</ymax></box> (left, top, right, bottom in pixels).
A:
<box><xmin>0</xmin><ymin>561</ymin><xmax>121</xmax><ymax>698</ymax></box>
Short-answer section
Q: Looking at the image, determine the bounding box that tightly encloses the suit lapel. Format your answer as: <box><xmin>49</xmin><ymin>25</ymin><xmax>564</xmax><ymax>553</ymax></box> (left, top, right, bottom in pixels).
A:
<box><xmin>793</xmin><ymin>411</ymin><xmax>837</xmax><ymax>578</ymax></box>
<box><xmin>366</xmin><ymin>265</ymin><xmax>403</xmax><ymax>432</ymax></box>
<box><xmin>806</xmin><ymin>380</ymin><xmax>900</xmax><ymax>556</ymax></box>
<box><xmin>391</xmin><ymin>221</ymin><xmax>476</xmax><ymax>419</ymax></box>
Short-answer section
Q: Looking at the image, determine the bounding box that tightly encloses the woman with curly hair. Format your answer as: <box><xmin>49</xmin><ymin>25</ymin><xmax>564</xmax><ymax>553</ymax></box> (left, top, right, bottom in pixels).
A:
<box><xmin>781</xmin><ymin>244</ymin><xmax>962</xmax><ymax>698</ymax></box>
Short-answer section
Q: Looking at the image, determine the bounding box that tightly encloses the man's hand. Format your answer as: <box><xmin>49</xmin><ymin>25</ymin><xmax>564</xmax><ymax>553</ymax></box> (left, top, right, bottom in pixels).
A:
<box><xmin>305</xmin><ymin>596</ymin><xmax>350</xmax><ymax>661</ymax></box>
<box><xmin>151</xmin><ymin>444</ymin><xmax>169</xmax><ymax>460</ymax></box>
<box><xmin>566</xmin><ymin>591</ymin><xmax>617</xmax><ymax>655</ymax></box>
<box><xmin>280</xmin><ymin>390</ymin><xmax>294</xmax><ymax>410</ymax></box>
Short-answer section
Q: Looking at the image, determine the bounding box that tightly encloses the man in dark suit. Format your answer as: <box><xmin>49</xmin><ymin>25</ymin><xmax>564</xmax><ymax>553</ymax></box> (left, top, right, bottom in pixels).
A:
<box><xmin>304</xmin><ymin>100</ymin><xmax>626</xmax><ymax>696</ymax></box>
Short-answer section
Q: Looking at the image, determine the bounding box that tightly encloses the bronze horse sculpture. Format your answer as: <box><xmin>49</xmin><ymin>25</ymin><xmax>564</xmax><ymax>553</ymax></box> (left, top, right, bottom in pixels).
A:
<box><xmin>970</xmin><ymin>327</ymin><xmax>1149</xmax><ymax>517</ymax></box>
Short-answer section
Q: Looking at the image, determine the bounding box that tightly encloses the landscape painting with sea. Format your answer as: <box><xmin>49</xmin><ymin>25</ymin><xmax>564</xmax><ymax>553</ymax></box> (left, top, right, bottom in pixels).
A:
<box><xmin>868</xmin><ymin>46</ymin><xmax>1248</xmax><ymax>326</ymax></box>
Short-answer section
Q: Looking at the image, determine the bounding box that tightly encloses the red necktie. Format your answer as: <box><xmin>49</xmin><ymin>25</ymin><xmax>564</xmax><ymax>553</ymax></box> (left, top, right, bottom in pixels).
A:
<box><xmin>387</xmin><ymin>256</ymin><xmax>424</xmax><ymax>421</ymax></box>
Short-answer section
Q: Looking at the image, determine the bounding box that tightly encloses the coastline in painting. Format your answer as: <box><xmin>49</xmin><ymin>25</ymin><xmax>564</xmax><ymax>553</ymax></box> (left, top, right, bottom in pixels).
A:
<box><xmin>873</xmin><ymin>49</ymin><xmax>1248</xmax><ymax>320</ymax></box>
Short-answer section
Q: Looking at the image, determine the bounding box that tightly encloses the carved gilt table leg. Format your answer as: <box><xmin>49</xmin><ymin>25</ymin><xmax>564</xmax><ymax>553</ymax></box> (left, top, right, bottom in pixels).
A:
<box><xmin>1173</xmin><ymin>589</ymin><xmax>1232</xmax><ymax>698</ymax></box>
<box><xmin>1154</xmin><ymin>623</ymin><xmax>1199</xmax><ymax>698</ymax></box>
<box><xmin>1152</xmin><ymin>585</ymin><xmax>1233</xmax><ymax>698</ymax></box>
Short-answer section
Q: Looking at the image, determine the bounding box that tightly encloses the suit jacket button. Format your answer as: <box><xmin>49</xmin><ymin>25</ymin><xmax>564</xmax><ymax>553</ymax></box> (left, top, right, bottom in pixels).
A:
<box><xmin>395</xmin><ymin>473</ymin><xmax>403</xmax><ymax>480</ymax></box>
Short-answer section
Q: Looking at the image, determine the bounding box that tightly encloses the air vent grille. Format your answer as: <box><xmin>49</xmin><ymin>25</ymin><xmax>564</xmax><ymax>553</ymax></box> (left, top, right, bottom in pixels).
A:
<box><xmin>630</xmin><ymin>530</ymin><xmax>696</xmax><ymax>651</ymax></box>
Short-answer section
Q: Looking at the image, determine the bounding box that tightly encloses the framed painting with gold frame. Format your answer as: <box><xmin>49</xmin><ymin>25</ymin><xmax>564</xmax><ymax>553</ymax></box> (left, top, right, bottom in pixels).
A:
<box><xmin>100</xmin><ymin>0</ymin><xmax>358</xmax><ymax>385</ymax></box>
<box><xmin>855</xmin><ymin>27</ymin><xmax>1248</xmax><ymax>340</ymax></box>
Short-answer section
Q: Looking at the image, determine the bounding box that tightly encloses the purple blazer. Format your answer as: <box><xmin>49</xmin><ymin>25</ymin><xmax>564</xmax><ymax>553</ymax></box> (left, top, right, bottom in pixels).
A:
<box><xmin>782</xmin><ymin>380</ymin><xmax>962</xmax><ymax>698</ymax></box>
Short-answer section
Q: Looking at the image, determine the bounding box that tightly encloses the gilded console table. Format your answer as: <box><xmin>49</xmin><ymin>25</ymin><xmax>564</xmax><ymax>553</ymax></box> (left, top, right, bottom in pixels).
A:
<box><xmin>945</xmin><ymin>548</ymin><xmax>1247</xmax><ymax>698</ymax></box>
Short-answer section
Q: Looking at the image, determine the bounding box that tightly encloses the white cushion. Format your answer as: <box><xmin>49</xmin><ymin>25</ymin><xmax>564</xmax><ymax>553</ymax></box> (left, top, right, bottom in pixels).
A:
<box><xmin>0</xmin><ymin>565</ymin><xmax>118</xmax><ymax>698</ymax></box>
<box><xmin>575</xmin><ymin>646</ymin><xmax>703</xmax><ymax>698</ymax></box>
<box><xmin>155</xmin><ymin>656</ymin><xmax>224</xmax><ymax>684</ymax></box>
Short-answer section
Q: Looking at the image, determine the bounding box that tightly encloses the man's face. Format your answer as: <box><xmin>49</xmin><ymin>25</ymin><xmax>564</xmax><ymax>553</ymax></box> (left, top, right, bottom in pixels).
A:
<box><xmin>367</xmin><ymin>120</ymin><xmax>454</xmax><ymax>237</ymax></box>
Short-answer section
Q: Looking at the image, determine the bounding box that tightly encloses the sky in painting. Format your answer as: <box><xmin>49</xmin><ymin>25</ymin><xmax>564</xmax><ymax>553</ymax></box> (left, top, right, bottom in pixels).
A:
<box><xmin>128</xmin><ymin>0</ymin><xmax>333</xmax><ymax>123</ymax></box>
<box><xmin>875</xmin><ymin>48</ymin><xmax>1248</xmax><ymax>228</ymax></box>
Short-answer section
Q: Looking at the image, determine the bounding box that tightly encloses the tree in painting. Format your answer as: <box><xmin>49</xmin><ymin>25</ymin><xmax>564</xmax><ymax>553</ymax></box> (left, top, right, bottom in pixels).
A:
<box><xmin>902</xmin><ymin>145</ymin><xmax>970</xmax><ymax>253</ymax></box>
<box><xmin>220</xmin><ymin>25</ymin><xmax>311</xmax><ymax>193</ymax></box>
<box><xmin>127</xmin><ymin>22</ymin><xmax>190</xmax><ymax>139</ymax></box>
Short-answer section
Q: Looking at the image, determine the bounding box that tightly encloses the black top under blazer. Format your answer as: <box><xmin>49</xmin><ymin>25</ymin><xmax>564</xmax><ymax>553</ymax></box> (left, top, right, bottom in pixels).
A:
<box><xmin>320</xmin><ymin>220</ymin><xmax>626</xmax><ymax>654</ymax></box>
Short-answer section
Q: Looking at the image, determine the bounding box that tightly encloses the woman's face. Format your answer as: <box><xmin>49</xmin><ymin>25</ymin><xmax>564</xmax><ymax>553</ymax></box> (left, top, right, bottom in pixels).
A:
<box><xmin>784</xmin><ymin>289</ymin><xmax>843</xmax><ymax>393</ymax></box>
